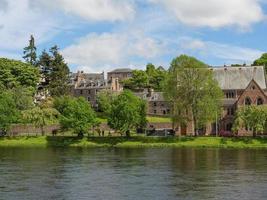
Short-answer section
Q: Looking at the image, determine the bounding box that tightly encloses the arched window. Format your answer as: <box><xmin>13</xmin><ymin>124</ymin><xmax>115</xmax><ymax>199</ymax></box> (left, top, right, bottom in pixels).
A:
<box><xmin>245</xmin><ymin>97</ymin><xmax>251</xmax><ymax>106</ymax></box>
<box><xmin>257</xmin><ymin>97</ymin><xmax>264</xmax><ymax>105</ymax></box>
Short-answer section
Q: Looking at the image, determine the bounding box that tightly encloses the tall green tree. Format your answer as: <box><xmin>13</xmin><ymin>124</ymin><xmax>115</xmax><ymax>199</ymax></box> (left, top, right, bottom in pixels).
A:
<box><xmin>0</xmin><ymin>91</ymin><xmax>19</xmax><ymax>134</ymax></box>
<box><xmin>49</xmin><ymin>46</ymin><xmax>70</xmax><ymax>96</ymax></box>
<box><xmin>232</xmin><ymin>106</ymin><xmax>267</xmax><ymax>137</ymax></box>
<box><xmin>54</xmin><ymin>96</ymin><xmax>97</xmax><ymax>137</ymax></box>
<box><xmin>38</xmin><ymin>50</ymin><xmax>52</xmax><ymax>88</ymax></box>
<box><xmin>23</xmin><ymin>35</ymin><xmax>37</xmax><ymax>66</ymax></box>
<box><xmin>107</xmin><ymin>90</ymin><xmax>147</xmax><ymax>135</ymax></box>
<box><xmin>164</xmin><ymin>55</ymin><xmax>223</xmax><ymax>136</ymax></box>
<box><xmin>253</xmin><ymin>53</ymin><xmax>267</xmax><ymax>73</ymax></box>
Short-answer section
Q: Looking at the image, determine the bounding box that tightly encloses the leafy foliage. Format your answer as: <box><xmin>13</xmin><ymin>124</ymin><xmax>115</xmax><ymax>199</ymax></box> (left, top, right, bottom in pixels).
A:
<box><xmin>107</xmin><ymin>90</ymin><xmax>147</xmax><ymax>135</ymax></box>
<box><xmin>233</xmin><ymin>105</ymin><xmax>267</xmax><ymax>137</ymax></box>
<box><xmin>96</xmin><ymin>90</ymin><xmax>118</xmax><ymax>116</ymax></box>
<box><xmin>0</xmin><ymin>91</ymin><xmax>19</xmax><ymax>133</ymax></box>
<box><xmin>164</xmin><ymin>55</ymin><xmax>223</xmax><ymax>135</ymax></box>
<box><xmin>0</xmin><ymin>58</ymin><xmax>39</xmax><ymax>90</ymax></box>
<box><xmin>22</xmin><ymin>106</ymin><xmax>59</xmax><ymax>136</ymax></box>
<box><xmin>38</xmin><ymin>46</ymin><xmax>70</xmax><ymax>97</ymax></box>
<box><xmin>253</xmin><ymin>53</ymin><xmax>267</xmax><ymax>73</ymax></box>
<box><xmin>54</xmin><ymin>96</ymin><xmax>97</xmax><ymax>137</ymax></box>
<box><xmin>123</xmin><ymin>63</ymin><xmax>167</xmax><ymax>91</ymax></box>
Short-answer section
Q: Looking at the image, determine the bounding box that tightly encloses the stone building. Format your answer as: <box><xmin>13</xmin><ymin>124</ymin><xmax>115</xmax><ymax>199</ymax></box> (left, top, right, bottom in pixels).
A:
<box><xmin>70</xmin><ymin>70</ymin><xmax>125</xmax><ymax>108</ymax></box>
<box><xmin>175</xmin><ymin>66</ymin><xmax>267</xmax><ymax>136</ymax></box>
<box><xmin>107</xmin><ymin>68</ymin><xmax>132</xmax><ymax>82</ymax></box>
<box><xmin>135</xmin><ymin>89</ymin><xmax>171</xmax><ymax>116</ymax></box>
<box><xmin>70</xmin><ymin>71</ymin><xmax>112</xmax><ymax>108</ymax></box>
<box><xmin>211</xmin><ymin>66</ymin><xmax>267</xmax><ymax>136</ymax></box>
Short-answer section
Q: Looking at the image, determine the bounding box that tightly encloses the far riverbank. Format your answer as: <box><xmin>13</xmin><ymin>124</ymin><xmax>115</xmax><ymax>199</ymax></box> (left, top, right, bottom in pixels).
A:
<box><xmin>1</xmin><ymin>136</ymin><xmax>267</xmax><ymax>149</ymax></box>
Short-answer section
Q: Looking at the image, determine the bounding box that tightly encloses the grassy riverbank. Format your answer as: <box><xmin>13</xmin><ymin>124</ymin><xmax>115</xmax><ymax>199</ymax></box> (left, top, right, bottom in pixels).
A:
<box><xmin>1</xmin><ymin>136</ymin><xmax>267</xmax><ymax>148</ymax></box>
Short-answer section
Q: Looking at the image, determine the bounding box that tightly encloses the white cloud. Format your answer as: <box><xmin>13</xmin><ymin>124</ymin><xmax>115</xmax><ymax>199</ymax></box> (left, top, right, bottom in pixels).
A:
<box><xmin>0</xmin><ymin>0</ymin><xmax>59</xmax><ymax>54</ymax></box>
<box><xmin>150</xmin><ymin>0</ymin><xmax>265</xmax><ymax>29</ymax></box>
<box><xmin>62</xmin><ymin>32</ymin><xmax>165</xmax><ymax>72</ymax></box>
<box><xmin>180</xmin><ymin>38</ymin><xmax>263</xmax><ymax>63</ymax></box>
<box><xmin>35</xmin><ymin>0</ymin><xmax>135</xmax><ymax>22</ymax></box>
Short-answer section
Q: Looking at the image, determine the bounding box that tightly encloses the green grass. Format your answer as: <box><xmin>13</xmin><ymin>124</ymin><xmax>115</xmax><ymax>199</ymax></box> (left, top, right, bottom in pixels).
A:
<box><xmin>146</xmin><ymin>116</ymin><xmax>172</xmax><ymax>123</ymax></box>
<box><xmin>1</xmin><ymin>136</ymin><xmax>267</xmax><ymax>148</ymax></box>
<box><xmin>95</xmin><ymin>113</ymin><xmax>172</xmax><ymax>123</ymax></box>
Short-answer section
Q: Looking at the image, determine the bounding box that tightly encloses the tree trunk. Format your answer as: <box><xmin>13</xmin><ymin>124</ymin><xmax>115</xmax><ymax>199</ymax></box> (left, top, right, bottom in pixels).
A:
<box><xmin>41</xmin><ymin>126</ymin><xmax>45</xmax><ymax>136</ymax></box>
<box><xmin>253</xmin><ymin>131</ymin><xmax>256</xmax><ymax>138</ymax></box>
<box><xmin>78</xmin><ymin>131</ymin><xmax>84</xmax><ymax>138</ymax></box>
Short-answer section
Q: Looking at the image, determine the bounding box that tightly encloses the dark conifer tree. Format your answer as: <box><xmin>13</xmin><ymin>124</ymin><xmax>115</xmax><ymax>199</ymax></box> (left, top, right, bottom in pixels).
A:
<box><xmin>23</xmin><ymin>35</ymin><xmax>37</xmax><ymax>66</ymax></box>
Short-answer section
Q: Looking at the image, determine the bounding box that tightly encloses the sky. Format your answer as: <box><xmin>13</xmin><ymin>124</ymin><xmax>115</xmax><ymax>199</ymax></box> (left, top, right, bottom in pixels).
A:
<box><xmin>0</xmin><ymin>0</ymin><xmax>267</xmax><ymax>72</ymax></box>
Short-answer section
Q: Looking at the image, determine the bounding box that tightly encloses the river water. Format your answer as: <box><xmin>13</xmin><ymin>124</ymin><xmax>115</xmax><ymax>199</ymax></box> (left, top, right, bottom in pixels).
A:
<box><xmin>0</xmin><ymin>148</ymin><xmax>267</xmax><ymax>200</ymax></box>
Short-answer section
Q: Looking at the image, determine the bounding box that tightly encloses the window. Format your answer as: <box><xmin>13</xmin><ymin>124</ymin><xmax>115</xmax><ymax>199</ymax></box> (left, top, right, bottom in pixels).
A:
<box><xmin>245</xmin><ymin>97</ymin><xmax>251</xmax><ymax>105</ymax></box>
<box><xmin>154</xmin><ymin>110</ymin><xmax>157</xmax><ymax>114</ymax></box>
<box><xmin>88</xmin><ymin>90</ymin><xmax>91</xmax><ymax>94</ymax></box>
<box><xmin>87</xmin><ymin>97</ymin><xmax>90</xmax><ymax>101</ymax></box>
<box><xmin>80</xmin><ymin>90</ymin><xmax>83</xmax><ymax>95</ymax></box>
<box><xmin>226</xmin><ymin>91</ymin><xmax>235</xmax><ymax>98</ymax></box>
<box><xmin>153</xmin><ymin>102</ymin><xmax>157</xmax><ymax>107</ymax></box>
<box><xmin>257</xmin><ymin>97</ymin><xmax>264</xmax><ymax>105</ymax></box>
<box><xmin>163</xmin><ymin>110</ymin><xmax>166</xmax><ymax>115</ymax></box>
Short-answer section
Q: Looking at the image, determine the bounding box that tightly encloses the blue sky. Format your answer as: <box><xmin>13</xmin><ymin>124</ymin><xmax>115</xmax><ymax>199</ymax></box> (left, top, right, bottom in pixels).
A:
<box><xmin>0</xmin><ymin>0</ymin><xmax>267</xmax><ymax>72</ymax></box>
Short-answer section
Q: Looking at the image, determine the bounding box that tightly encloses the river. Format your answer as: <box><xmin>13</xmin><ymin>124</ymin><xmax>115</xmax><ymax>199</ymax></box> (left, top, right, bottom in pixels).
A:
<box><xmin>0</xmin><ymin>148</ymin><xmax>267</xmax><ymax>200</ymax></box>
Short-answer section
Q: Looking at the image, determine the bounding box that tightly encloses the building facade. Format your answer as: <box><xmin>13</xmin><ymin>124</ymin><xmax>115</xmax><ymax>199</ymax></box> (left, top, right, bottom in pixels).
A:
<box><xmin>107</xmin><ymin>68</ymin><xmax>132</xmax><ymax>82</ymax></box>
<box><xmin>70</xmin><ymin>69</ymin><xmax>132</xmax><ymax>108</ymax></box>
<box><xmin>175</xmin><ymin>66</ymin><xmax>267</xmax><ymax>136</ymax></box>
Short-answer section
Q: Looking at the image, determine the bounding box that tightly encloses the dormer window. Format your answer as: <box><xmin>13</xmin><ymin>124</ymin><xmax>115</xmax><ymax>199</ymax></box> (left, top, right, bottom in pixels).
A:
<box><xmin>226</xmin><ymin>91</ymin><xmax>235</xmax><ymax>98</ymax></box>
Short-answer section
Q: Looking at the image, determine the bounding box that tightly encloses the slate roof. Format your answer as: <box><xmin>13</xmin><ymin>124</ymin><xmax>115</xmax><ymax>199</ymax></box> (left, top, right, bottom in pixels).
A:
<box><xmin>108</xmin><ymin>68</ymin><xmax>132</xmax><ymax>73</ymax></box>
<box><xmin>212</xmin><ymin>66</ymin><xmax>267</xmax><ymax>90</ymax></box>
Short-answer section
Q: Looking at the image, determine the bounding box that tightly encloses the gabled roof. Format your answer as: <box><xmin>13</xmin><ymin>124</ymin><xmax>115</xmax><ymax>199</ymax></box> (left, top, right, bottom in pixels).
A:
<box><xmin>108</xmin><ymin>68</ymin><xmax>132</xmax><ymax>73</ymax></box>
<box><xmin>212</xmin><ymin>66</ymin><xmax>267</xmax><ymax>90</ymax></box>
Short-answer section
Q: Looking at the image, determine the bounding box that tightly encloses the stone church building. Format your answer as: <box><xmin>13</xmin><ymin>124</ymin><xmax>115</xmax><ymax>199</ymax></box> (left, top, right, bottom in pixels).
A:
<box><xmin>175</xmin><ymin>66</ymin><xmax>267</xmax><ymax>136</ymax></box>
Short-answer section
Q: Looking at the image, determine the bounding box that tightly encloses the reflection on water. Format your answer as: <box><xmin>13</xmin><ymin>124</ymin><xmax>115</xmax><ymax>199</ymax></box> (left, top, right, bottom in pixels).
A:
<box><xmin>0</xmin><ymin>148</ymin><xmax>267</xmax><ymax>200</ymax></box>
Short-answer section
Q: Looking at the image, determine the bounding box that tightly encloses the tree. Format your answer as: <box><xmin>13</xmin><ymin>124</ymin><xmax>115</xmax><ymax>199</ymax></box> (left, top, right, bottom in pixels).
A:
<box><xmin>38</xmin><ymin>49</ymin><xmax>52</xmax><ymax>88</ymax></box>
<box><xmin>23</xmin><ymin>35</ymin><xmax>37</xmax><ymax>66</ymax></box>
<box><xmin>122</xmin><ymin>63</ymin><xmax>167</xmax><ymax>91</ymax></box>
<box><xmin>164</xmin><ymin>55</ymin><xmax>223</xmax><ymax>136</ymax></box>
<box><xmin>54</xmin><ymin>96</ymin><xmax>97</xmax><ymax>137</ymax></box>
<box><xmin>253</xmin><ymin>53</ymin><xmax>267</xmax><ymax>73</ymax></box>
<box><xmin>123</xmin><ymin>70</ymin><xmax>149</xmax><ymax>90</ymax></box>
<box><xmin>11</xmin><ymin>86</ymin><xmax>35</xmax><ymax>111</ymax></box>
<box><xmin>97</xmin><ymin>90</ymin><xmax>118</xmax><ymax>116</ymax></box>
<box><xmin>232</xmin><ymin>106</ymin><xmax>267</xmax><ymax>137</ymax></box>
<box><xmin>107</xmin><ymin>90</ymin><xmax>147</xmax><ymax>135</ymax></box>
<box><xmin>49</xmin><ymin>46</ymin><xmax>70</xmax><ymax>96</ymax></box>
<box><xmin>0</xmin><ymin>91</ymin><xmax>19</xmax><ymax>134</ymax></box>
<box><xmin>0</xmin><ymin>58</ymin><xmax>39</xmax><ymax>90</ymax></box>
<box><xmin>22</xmin><ymin>106</ymin><xmax>59</xmax><ymax>136</ymax></box>
<box><xmin>146</xmin><ymin>63</ymin><xmax>167</xmax><ymax>91</ymax></box>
